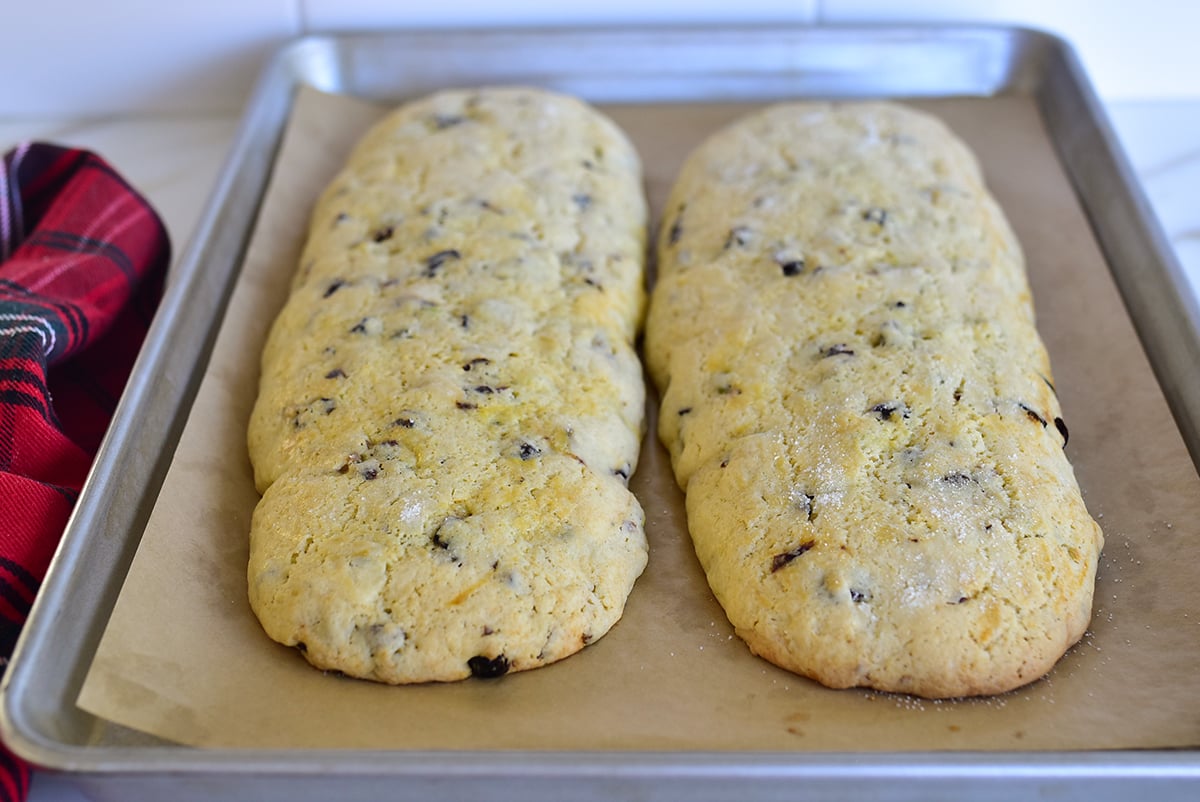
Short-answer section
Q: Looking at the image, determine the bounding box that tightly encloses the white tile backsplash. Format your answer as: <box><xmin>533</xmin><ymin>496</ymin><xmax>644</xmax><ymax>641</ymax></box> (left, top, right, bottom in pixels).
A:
<box><xmin>0</xmin><ymin>1</ymin><xmax>1196</xmax><ymax>116</ymax></box>
<box><xmin>819</xmin><ymin>0</ymin><xmax>1200</xmax><ymax>101</ymax></box>
<box><xmin>3</xmin><ymin>0</ymin><xmax>300</xmax><ymax>116</ymax></box>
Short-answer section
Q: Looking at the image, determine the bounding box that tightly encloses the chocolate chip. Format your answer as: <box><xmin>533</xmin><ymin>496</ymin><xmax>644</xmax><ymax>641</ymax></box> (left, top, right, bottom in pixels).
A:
<box><xmin>613</xmin><ymin>465</ymin><xmax>630</xmax><ymax>481</ymax></box>
<box><xmin>870</xmin><ymin>402</ymin><xmax>908</xmax><ymax>421</ymax></box>
<box><xmin>862</xmin><ymin>208</ymin><xmax>888</xmax><ymax>225</ymax></box>
<box><xmin>433</xmin><ymin>114</ymin><xmax>465</xmax><ymax>129</ymax></box>
<box><xmin>942</xmin><ymin>472</ymin><xmax>973</xmax><ymax>486</ymax></box>
<box><xmin>423</xmin><ymin>249</ymin><xmax>461</xmax><ymax>277</ymax></box>
<box><xmin>372</xmin><ymin>226</ymin><xmax>394</xmax><ymax>243</ymax></box>
<box><xmin>323</xmin><ymin>279</ymin><xmax>346</xmax><ymax>298</ymax></box>
<box><xmin>668</xmin><ymin>218</ymin><xmax>683</xmax><ymax>245</ymax></box>
<box><xmin>430</xmin><ymin>518</ymin><xmax>464</xmax><ymax>565</ymax></box>
<box><xmin>456</xmin><ymin>401</ymin><xmax>477</xmax><ymax>410</ymax></box>
<box><xmin>796</xmin><ymin>492</ymin><xmax>815</xmax><ymax>521</ymax></box>
<box><xmin>393</xmin><ymin>417</ymin><xmax>415</xmax><ymax>428</ymax></box>
<box><xmin>771</xmin><ymin>541</ymin><xmax>815</xmax><ymax>572</ymax></box>
<box><xmin>431</xmin><ymin>526</ymin><xmax>451</xmax><ymax>550</ymax></box>
<box><xmin>850</xmin><ymin>589</ymin><xmax>870</xmax><ymax>603</ymax></box>
<box><xmin>296</xmin><ymin>641</ymin><xmax>307</xmax><ymax>653</ymax></box>
<box><xmin>1019</xmin><ymin>403</ymin><xmax>1047</xmax><ymax>427</ymax></box>
<box><xmin>361</xmin><ymin>467</ymin><xmax>378</xmax><ymax>480</ymax></box>
<box><xmin>779</xmin><ymin>260</ymin><xmax>805</xmax><ymax>277</ymax></box>
<box><xmin>472</xmin><ymin>385</ymin><xmax>495</xmax><ymax>394</ymax></box>
<box><xmin>678</xmin><ymin>407</ymin><xmax>693</xmax><ymax>416</ymax></box>
<box><xmin>724</xmin><ymin>226</ymin><xmax>752</xmax><ymax>249</ymax></box>
<box><xmin>463</xmin><ymin>357</ymin><xmax>491</xmax><ymax>371</ymax></box>
<box><xmin>518</xmin><ymin>442</ymin><xmax>541</xmax><ymax>460</ymax></box>
<box><xmin>325</xmin><ymin>368</ymin><xmax>346</xmax><ymax>379</ymax></box>
<box><xmin>1054</xmin><ymin>416</ymin><xmax>1069</xmax><ymax>446</ymax></box>
<box><xmin>821</xmin><ymin>344</ymin><xmax>855</xmax><ymax>358</ymax></box>
<box><xmin>468</xmin><ymin>654</ymin><xmax>510</xmax><ymax>679</ymax></box>
<box><xmin>350</xmin><ymin>319</ymin><xmax>370</xmax><ymax>334</ymax></box>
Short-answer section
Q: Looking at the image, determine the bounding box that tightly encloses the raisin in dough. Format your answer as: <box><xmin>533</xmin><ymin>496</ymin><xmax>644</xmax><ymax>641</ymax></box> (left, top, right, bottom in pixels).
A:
<box><xmin>247</xmin><ymin>87</ymin><xmax>648</xmax><ymax>684</ymax></box>
<box><xmin>645</xmin><ymin>102</ymin><xmax>1103</xmax><ymax>698</ymax></box>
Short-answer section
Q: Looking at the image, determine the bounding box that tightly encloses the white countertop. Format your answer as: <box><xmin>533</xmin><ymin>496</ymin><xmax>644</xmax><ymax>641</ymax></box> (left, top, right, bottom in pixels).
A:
<box><xmin>4</xmin><ymin>98</ymin><xmax>1199</xmax><ymax>800</ymax></box>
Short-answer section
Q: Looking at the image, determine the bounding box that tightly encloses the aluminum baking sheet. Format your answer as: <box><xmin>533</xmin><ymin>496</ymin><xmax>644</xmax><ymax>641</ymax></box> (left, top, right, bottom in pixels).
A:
<box><xmin>5</xmin><ymin>25</ymin><xmax>1200</xmax><ymax>802</ymax></box>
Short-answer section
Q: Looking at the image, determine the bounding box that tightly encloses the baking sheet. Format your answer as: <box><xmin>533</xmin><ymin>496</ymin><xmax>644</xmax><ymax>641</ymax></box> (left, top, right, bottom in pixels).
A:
<box><xmin>76</xmin><ymin>85</ymin><xmax>1200</xmax><ymax>752</ymax></box>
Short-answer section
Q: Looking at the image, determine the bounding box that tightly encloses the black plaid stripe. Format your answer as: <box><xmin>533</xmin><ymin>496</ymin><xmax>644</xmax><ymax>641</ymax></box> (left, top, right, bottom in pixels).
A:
<box><xmin>0</xmin><ymin>290</ymin><xmax>88</xmax><ymax>362</ymax></box>
<box><xmin>28</xmin><ymin>229</ymin><xmax>137</xmax><ymax>282</ymax></box>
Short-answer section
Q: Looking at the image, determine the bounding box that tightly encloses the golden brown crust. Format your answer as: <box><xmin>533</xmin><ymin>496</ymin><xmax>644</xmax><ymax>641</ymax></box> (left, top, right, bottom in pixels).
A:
<box><xmin>246</xmin><ymin>87</ymin><xmax>648</xmax><ymax>683</ymax></box>
<box><xmin>646</xmin><ymin>101</ymin><xmax>1102</xmax><ymax>698</ymax></box>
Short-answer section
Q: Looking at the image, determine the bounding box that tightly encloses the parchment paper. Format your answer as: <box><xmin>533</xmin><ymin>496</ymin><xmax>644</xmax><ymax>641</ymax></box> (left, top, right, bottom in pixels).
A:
<box><xmin>77</xmin><ymin>86</ymin><xmax>1200</xmax><ymax>751</ymax></box>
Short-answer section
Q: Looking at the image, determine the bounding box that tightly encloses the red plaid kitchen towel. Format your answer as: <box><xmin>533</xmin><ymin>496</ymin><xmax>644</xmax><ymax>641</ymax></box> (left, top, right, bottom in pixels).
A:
<box><xmin>0</xmin><ymin>142</ymin><xmax>169</xmax><ymax>799</ymax></box>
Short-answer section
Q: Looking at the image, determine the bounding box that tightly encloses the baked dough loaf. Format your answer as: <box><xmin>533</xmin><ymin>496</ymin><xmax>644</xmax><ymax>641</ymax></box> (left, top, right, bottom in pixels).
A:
<box><xmin>645</xmin><ymin>102</ymin><xmax>1103</xmax><ymax>698</ymax></box>
<box><xmin>247</xmin><ymin>87</ymin><xmax>648</xmax><ymax>683</ymax></box>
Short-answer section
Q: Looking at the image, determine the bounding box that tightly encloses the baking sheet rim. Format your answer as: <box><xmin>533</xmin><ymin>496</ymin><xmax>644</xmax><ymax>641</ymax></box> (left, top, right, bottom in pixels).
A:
<box><xmin>4</xmin><ymin>25</ymin><xmax>1199</xmax><ymax>789</ymax></box>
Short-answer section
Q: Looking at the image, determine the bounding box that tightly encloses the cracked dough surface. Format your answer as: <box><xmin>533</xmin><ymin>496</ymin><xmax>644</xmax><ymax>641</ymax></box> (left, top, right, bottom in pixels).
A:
<box><xmin>247</xmin><ymin>87</ymin><xmax>648</xmax><ymax>684</ymax></box>
<box><xmin>645</xmin><ymin>101</ymin><xmax>1103</xmax><ymax>698</ymax></box>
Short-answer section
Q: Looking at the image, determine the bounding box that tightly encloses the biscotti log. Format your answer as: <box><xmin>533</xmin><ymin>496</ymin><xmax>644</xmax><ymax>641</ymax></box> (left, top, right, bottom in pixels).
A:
<box><xmin>247</xmin><ymin>87</ymin><xmax>649</xmax><ymax>684</ymax></box>
<box><xmin>645</xmin><ymin>102</ymin><xmax>1103</xmax><ymax>698</ymax></box>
